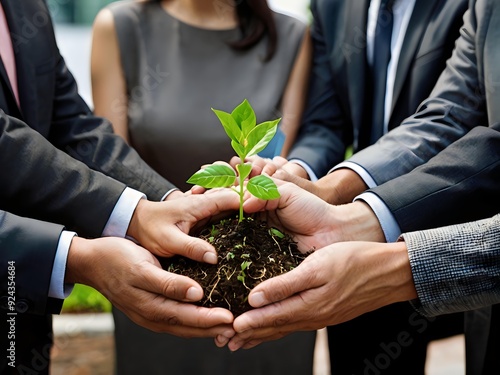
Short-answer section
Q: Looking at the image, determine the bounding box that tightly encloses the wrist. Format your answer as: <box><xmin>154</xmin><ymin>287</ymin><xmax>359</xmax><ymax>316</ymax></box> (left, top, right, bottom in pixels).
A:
<box><xmin>353</xmin><ymin>241</ymin><xmax>417</xmax><ymax>308</ymax></box>
<box><xmin>333</xmin><ymin>201</ymin><xmax>385</xmax><ymax>242</ymax></box>
<box><xmin>65</xmin><ymin>236</ymin><xmax>94</xmax><ymax>285</ymax></box>
<box><xmin>163</xmin><ymin>189</ymin><xmax>183</xmax><ymax>201</ymax></box>
<box><xmin>283</xmin><ymin>162</ymin><xmax>309</xmax><ymax>179</ymax></box>
<box><xmin>316</xmin><ymin>168</ymin><xmax>368</xmax><ymax>205</ymax></box>
<box><xmin>386</xmin><ymin>241</ymin><xmax>418</xmax><ymax>302</ymax></box>
<box><xmin>127</xmin><ymin>198</ymin><xmax>150</xmax><ymax>241</ymax></box>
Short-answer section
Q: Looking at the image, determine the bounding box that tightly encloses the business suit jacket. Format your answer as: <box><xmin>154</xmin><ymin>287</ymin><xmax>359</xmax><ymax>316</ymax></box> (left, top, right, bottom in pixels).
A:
<box><xmin>288</xmin><ymin>0</ymin><xmax>468</xmax><ymax>178</ymax></box>
<box><xmin>402</xmin><ymin>213</ymin><xmax>500</xmax><ymax>375</ymax></box>
<box><xmin>0</xmin><ymin>210</ymin><xmax>66</xmax><ymax>374</ymax></box>
<box><xmin>404</xmin><ymin>212</ymin><xmax>500</xmax><ymax>317</ymax></box>
<box><xmin>352</xmin><ymin>1</ymin><xmax>500</xmax><ymax>373</ymax></box>
<box><xmin>0</xmin><ymin>1</ymin><xmax>176</xmax><ymax>372</ymax></box>
<box><xmin>354</xmin><ymin>0</ymin><xmax>500</xmax><ymax>229</ymax></box>
<box><xmin>0</xmin><ymin>0</ymin><xmax>175</xmax><ymax>239</ymax></box>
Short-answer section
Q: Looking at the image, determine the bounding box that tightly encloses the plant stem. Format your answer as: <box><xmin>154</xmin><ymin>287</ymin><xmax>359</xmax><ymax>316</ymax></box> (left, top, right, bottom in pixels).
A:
<box><xmin>239</xmin><ymin>166</ymin><xmax>245</xmax><ymax>222</ymax></box>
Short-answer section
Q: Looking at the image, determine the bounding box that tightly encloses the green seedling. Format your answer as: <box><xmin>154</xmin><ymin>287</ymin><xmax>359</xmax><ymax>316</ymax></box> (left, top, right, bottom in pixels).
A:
<box><xmin>187</xmin><ymin>99</ymin><xmax>281</xmax><ymax>222</ymax></box>
<box><xmin>237</xmin><ymin>260</ymin><xmax>253</xmax><ymax>284</ymax></box>
<box><xmin>269</xmin><ymin>228</ymin><xmax>285</xmax><ymax>239</ymax></box>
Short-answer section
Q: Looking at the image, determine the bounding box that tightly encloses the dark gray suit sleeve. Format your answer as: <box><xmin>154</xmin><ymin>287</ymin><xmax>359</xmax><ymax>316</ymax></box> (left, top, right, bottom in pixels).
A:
<box><xmin>403</xmin><ymin>214</ymin><xmax>500</xmax><ymax>317</ymax></box>
<box><xmin>5</xmin><ymin>0</ymin><xmax>176</xmax><ymax>201</ymax></box>
<box><xmin>349</xmin><ymin>1</ymin><xmax>488</xmax><ymax>184</ymax></box>
<box><xmin>286</xmin><ymin>0</ymin><xmax>347</xmax><ymax>177</ymax></box>
<box><xmin>0</xmin><ymin>210</ymin><xmax>64</xmax><ymax>315</ymax></box>
<box><xmin>0</xmin><ymin>112</ymin><xmax>126</xmax><ymax>238</ymax></box>
<box><xmin>369</xmin><ymin>125</ymin><xmax>500</xmax><ymax>232</ymax></box>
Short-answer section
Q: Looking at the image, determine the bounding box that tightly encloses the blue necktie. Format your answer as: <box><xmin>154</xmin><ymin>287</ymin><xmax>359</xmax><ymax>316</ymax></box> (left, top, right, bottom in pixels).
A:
<box><xmin>370</xmin><ymin>0</ymin><xmax>394</xmax><ymax>144</ymax></box>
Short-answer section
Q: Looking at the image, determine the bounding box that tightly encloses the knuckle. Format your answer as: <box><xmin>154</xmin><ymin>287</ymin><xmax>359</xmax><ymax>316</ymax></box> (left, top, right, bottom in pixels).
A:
<box><xmin>160</xmin><ymin>277</ymin><xmax>182</xmax><ymax>298</ymax></box>
<box><xmin>182</xmin><ymin>238</ymin><xmax>202</xmax><ymax>260</ymax></box>
<box><xmin>271</xmin><ymin>277</ymin><xmax>295</xmax><ymax>301</ymax></box>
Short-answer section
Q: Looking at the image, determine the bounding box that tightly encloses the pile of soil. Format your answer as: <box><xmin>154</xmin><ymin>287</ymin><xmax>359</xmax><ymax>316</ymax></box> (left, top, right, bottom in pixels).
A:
<box><xmin>163</xmin><ymin>216</ymin><xmax>308</xmax><ymax>316</ymax></box>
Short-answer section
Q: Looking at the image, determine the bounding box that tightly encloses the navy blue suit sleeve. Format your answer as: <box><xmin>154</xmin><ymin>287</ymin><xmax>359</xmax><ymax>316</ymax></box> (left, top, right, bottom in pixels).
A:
<box><xmin>287</xmin><ymin>0</ymin><xmax>348</xmax><ymax>177</ymax></box>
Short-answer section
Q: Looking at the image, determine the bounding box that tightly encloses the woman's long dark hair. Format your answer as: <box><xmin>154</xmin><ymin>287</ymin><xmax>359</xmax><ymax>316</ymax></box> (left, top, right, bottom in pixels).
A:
<box><xmin>152</xmin><ymin>0</ymin><xmax>277</xmax><ymax>61</ymax></box>
<box><xmin>230</xmin><ymin>0</ymin><xmax>277</xmax><ymax>61</ymax></box>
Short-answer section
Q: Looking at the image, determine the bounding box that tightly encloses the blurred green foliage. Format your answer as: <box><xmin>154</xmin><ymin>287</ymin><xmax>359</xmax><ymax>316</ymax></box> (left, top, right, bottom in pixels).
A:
<box><xmin>62</xmin><ymin>284</ymin><xmax>112</xmax><ymax>313</ymax></box>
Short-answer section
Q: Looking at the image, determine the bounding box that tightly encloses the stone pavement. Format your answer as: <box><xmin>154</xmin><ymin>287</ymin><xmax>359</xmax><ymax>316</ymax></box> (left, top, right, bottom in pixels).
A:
<box><xmin>51</xmin><ymin>314</ymin><xmax>465</xmax><ymax>375</ymax></box>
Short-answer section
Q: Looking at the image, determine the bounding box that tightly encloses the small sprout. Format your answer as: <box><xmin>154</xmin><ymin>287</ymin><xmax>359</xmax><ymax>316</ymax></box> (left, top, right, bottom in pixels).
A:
<box><xmin>187</xmin><ymin>99</ymin><xmax>281</xmax><ymax>222</ymax></box>
<box><xmin>234</xmin><ymin>244</ymin><xmax>243</xmax><ymax>250</ymax></box>
<box><xmin>226</xmin><ymin>252</ymin><xmax>235</xmax><ymax>261</ymax></box>
<box><xmin>269</xmin><ymin>228</ymin><xmax>285</xmax><ymax>239</ymax></box>
<box><xmin>237</xmin><ymin>261</ymin><xmax>252</xmax><ymax>283</ymax></box>
<box><xmin>241</xmin><ymin>253</ymin><xmax>250</xmax><ymax>259</ymax></box>
<box><xmin>241</xmin><ymin>260</ymin><xmax>252</xmax><ymax>272</ymax></box>
<box><xmin>208</xmin><ymin>236</ymin><xmax>214</xmax><ymax>243</ymax></box>
<box><xmin>210</xmin><ymin>226</ymin><xmax>219</xmax><ymax>236</ymax></box>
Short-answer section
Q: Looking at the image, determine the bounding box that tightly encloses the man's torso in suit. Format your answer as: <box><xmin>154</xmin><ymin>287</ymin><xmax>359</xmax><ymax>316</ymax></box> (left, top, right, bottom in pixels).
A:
<box><xmin>288</xmin><ymin>0</ymin><xmax>468</xmax><ymax>177</ymax></box>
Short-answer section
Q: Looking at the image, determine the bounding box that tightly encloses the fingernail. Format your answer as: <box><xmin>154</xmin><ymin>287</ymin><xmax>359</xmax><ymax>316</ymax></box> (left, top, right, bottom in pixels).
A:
<box><xmin>228</xmin><ymin>341</ymin><xmax>242</xmax><ymax>352</ymax></box>
<box><xmin>203</xmin><ymin>252</ymin><xmax>218</xmax><ymax>264</ymax></box>
<box><xmin>186</xmin><ymin>287</ymin><xmax>202</xmax><ymax>301</ymax></box>
<box><xmin>216</xmin><ymin>335</ymin><xmax>230</xmax><ymax>347</ymax></box>
<box><xmin>250</xmin><ymin>292</ymin><xmax>266</xmax><ymax>307</ymax></box>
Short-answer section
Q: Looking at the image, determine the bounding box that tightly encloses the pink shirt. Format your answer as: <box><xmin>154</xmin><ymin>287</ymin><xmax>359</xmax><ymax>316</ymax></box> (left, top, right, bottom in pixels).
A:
<box><xmin>0</xmin><ymin>3</ymin><xmax>20</xmax><ymax>106</ymax></box>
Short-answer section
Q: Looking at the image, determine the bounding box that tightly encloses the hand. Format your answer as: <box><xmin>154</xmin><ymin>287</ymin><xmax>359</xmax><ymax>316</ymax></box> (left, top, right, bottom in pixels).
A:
<box><xmin>243</xmin><ymin>181</ymin><xmax>385</xmax><ymax>252</ymax></box>
<box><xmin>66</xmin><ymin>236</ymin><xmax>235</xmax><ymax>338</ymax></box>
<box><xmin>231</xmin><ymin>155</ymin><xmax>289</xmax><ymax>178</ymax></box>
<box><xmin>223</xmin><ymin>241</ymin><xmax>416</xmax><ymax>350</ymax></box>
<box><xmin>228</xmin><ymin>156</ymin><xmax>367</xmax><ymax>206</ymax></box>
<box><xmin>127</xmin><ymin>189</ymin><xmax>240</xmax><ymax>263</ymax></box>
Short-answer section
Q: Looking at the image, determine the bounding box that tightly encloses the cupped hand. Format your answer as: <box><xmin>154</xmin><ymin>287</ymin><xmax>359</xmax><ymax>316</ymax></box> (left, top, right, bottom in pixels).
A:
<box><xmin>127</xmin><ymin>188</ymin><xmax>240</xmax><ymax>263</ymax></box>
<box><xmin>67</xmin><ymin>236</ymin><xmax>235</xmax><ymax>338</ymax></box>
<box><xmin>222</xmin><ymin>241</ymin><xmax>415</xmax><ymax>350</ymax></box>
<box><xmin>242</xmin><ymin>181</ymin><xmax>340</xmax><ymax>251</ymax></box>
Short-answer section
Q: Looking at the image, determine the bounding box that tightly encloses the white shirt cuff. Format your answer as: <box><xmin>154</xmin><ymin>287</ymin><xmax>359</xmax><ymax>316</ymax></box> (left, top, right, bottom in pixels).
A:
<box><xmin>102</xmin><ymin>187</ymin><xmax>146</xmax><ymax>238</ymax></box>
<box><xmin>329</xmin><ymin>161</ymin><xmax>377</xmax><ymax>188</ymax></box>
<box><xmin>288</xmin><ymin>159</ymin><xmax>319</xmax><ymax>182</ymax></box>
<box><xmin>48</xmin><ymin>230</ymin><xmax>77</xmax><ymax>299</ymax></box>
<box><xmin>354</xmin><ymin>192</ymin><xmax>401</xmax><ymax>242</ymax></box>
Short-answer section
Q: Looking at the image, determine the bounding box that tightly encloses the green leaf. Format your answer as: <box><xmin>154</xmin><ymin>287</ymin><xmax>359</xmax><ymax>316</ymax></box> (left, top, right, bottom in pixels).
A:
<box><xmin>187</xmin><ymin>164</ymin><xmax>236</xmax><ymax>188</ymax></box>
<box><xmin>231</xmin><ymin>140</ymin><xmax>247</xmax><ymax>160</ymax></box>
<box><xmin>241</xmin><ymin>260</ymin><xmax>252</xmax><ymax>271</ymax></box>
<box><xmin>236</xmin><ymin>163</ymin><xmax>252</xmax><ymax>181</ymax></box>
<box><xmin>246</xmin><ymin>119</ymin><xmax>280</xmax><ymax>157</ymax></box>
<box><xmin>231</xmin><ymin>99</ymin><xmax>256</xmax><ymax>137</ymax></box>
<box><xmin>212</xmin><ymin>109</ymin><xmax>242</xmax><ymax>144</ymax></box>
<box><xmin>247</xmin><ymin>175</ymin><xmax>280</xmax><ymax>200</ymax></box>
<box><xmin>270</xmin><ymin>228</ymin><xmax>285</xmax><ymax>238</ymax></box>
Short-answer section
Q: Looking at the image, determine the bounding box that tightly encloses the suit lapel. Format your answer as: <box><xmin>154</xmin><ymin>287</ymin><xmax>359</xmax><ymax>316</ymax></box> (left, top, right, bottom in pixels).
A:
<box><xmin>390</xmin><ymin>0</ymin><xmax>437</xmax><ymax>117</ymax></box>
<box><xmin>345</xmin><ymin>0</ymin><xmax>370</xmax><ymax>133</ymax></box>
<box><xmin>0</xmin><ymin>53</ymin><xmax>12</xmax><ymax>96</ymax></box>
<box><xmin>1</xmin><ymin>0</ymin><xmax>36</xmax><ymax>121</ymax></box>
<box><xmin>0</xmin><ymin>57</ymin><xmax>20</xmax><ymax>116</ymax></box>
